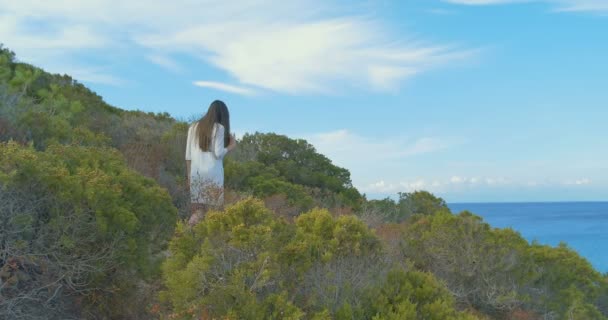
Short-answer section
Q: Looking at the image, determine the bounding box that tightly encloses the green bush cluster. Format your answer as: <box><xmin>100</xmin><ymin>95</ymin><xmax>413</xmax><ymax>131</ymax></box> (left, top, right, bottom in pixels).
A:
<box><xmin>402</xmin><ymin>209</ymin><xmax>608</xmax><ymax>319</ymax></box>
<box><xmin>160</xmin><ymin>198</ymin><xmax>476</xmax><ymax>319</ymax></box>
<box><xmin>228</xmin><ymin>133</ymin><xmax>363</xmax><ymax>209</ymax></box>
<box><xmin>0</xmin><ymin>141</ymin><xmax>177</xmax><ymax>318</ymax></box>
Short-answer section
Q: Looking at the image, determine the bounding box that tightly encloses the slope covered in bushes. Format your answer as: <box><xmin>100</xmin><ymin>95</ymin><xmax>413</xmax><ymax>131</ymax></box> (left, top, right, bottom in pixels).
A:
<box><xmin>1</xmin><ymin>45</ymin><xmax>607</xmax><ymax>319</ymax></box>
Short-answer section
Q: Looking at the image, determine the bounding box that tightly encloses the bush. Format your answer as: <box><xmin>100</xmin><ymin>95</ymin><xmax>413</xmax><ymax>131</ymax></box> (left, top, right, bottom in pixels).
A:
<box><xmin>401</xmin><ymin>211</ymin><xmax>535</xmax><ymax>316</ymax></box>
<box><xmin>369</xmin><ymin>269</ymin><xmax>477</xmax><ymax>320</ymax></box>
<box><xmin>0</xmin><ymin>141</ymin><xmax>177</xmax><ymax>318</ymax></box>
<box><xmin>160</xmin><ymin>198</ymin><xmax>473</xmax><ymax>319</ymax></box>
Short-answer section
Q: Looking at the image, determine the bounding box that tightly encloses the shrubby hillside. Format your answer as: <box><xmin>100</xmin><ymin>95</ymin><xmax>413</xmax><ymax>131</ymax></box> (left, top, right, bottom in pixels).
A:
<box><xmin>1</xmin><ymin>45</ymin><xmax>607</xmax><ymax>319</ymax></box>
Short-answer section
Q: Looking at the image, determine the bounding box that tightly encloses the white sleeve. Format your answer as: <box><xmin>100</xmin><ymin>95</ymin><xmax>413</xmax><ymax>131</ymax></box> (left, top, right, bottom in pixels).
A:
<box><xmin>185</xmin><ymin>125</ymin><xmax>193</xmax><ymax>160</ymax></box>
<box><xmin>213</xmin><ymin>124</ymin><xmax>228</xmax><ymax>159</ymax></box>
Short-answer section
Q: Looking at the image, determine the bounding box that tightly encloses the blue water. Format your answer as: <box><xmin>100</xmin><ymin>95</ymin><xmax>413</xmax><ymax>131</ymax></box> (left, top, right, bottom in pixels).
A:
<box><xmin>448</xmin><ymin>202</ymin><xmax>608</xmax><ymax>273</ymax></box>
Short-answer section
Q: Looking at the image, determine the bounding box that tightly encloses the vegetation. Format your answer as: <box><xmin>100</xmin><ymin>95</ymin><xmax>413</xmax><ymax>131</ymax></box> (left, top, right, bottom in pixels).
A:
<box><xmin>402</xmin><ymin>210</ymin><xmax>607</xmax><ymax>319</ymax></box>
<box><xmin>0</xmin><ymin>141</ymin><xmax>176</xmax><ymax>318</ymax></box>
<box><xmin>160</xmin><ymin>199</ymin><xmax>474</xmax><ymax>320</ymax></box>
<box><xmin>1</xmin><ymin>44</ymin><xmax>607</xmax><ymax>319</ymax></box>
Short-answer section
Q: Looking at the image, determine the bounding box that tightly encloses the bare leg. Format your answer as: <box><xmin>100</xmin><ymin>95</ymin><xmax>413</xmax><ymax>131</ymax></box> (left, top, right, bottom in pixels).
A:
<box><xmin>188</xmin><ymin>203</ymin><xmax>208</xmax><ymax>226</ymax></box>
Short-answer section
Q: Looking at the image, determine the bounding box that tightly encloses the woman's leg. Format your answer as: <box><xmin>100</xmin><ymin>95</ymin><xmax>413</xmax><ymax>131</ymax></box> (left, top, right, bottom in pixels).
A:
<box><xmin>188</xmin><ymin>203</ymin><xmax>208</xmax><ymax>226</ymax></box>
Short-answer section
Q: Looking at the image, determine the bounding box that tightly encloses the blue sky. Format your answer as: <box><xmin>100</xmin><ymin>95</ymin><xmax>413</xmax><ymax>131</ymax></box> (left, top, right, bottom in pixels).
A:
<box><xmin>1</xmin><ymin>0</ymin><xmax>607</xmax><ymax>202</ymax></box>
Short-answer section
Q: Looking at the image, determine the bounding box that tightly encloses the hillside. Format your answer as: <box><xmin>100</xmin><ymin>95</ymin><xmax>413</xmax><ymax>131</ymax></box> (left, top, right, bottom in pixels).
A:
<box><xmin>1</xmin><ymin>45</ymin><xmax>607</xmax><ymax>320</ymax></box>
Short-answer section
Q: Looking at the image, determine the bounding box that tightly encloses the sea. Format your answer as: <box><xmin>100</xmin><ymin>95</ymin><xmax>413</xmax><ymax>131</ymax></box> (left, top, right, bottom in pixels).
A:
<box><xmin>447</xmin><ymin>202</ymin><xmax>608</xmax><ymax>274</ymax></box>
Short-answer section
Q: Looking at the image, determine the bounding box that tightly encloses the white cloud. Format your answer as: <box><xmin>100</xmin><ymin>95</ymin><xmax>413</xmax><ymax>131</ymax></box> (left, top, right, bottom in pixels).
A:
<box><xmin>193</xmin><ymin>81</ymin><xmax>256</xmax><ymax>96</ymax></box>
<box><xmin>0</xmin><ymin>12</ymin><xmax>120</xmax><ymax>85</ymax></box>
<box><xmin>576</xmin><ymin>178</ymin><xmax>591</xmax><ymax>185</ymax></box>
<box><xmin>444</xmin><ymin>0</ymin><xmax>608</xmax><ymax>12</ymax></box>
<box><xmin>427</xmin><ymin>8</ymin><xmax>459</xmax><ymax>15</ymax></box>
<box><xmin>555</xmin><ymin>0</ymin><xmax>608</xmax><ymax>12</ymax></box>
<box><xmin>362</xmin><ymin>175</ymin><xmax>598</xmax><ymax>196</ymax></box>
<box><xmin>368</xmin><ymin>66</ymin><xmax>417</xmax><ymax>91</ymax></box>
<box><xmin>444</xmin><ymin>0</ymin><xmax>530</xmax><ymax>4</ymax></box>
<box><xmin>0</xmin><ymin>15</ymin><xmax>108</xmax><ymax>55</ymax></box>
<box><xmin>564</xmin><ymin>178</ymin><xmax>592</xmax><ymax>185</ymax></box>
<box><xmin>450</xmin><ymin>176</ymin><xmax>465</xmax><ymax>183</ymax></box>
<box><xmin>302</xmin><ymin>129</ymin><xmax>461</xmax><ymax>192</ymax></box>
<box><xmin>56</xmin><ymin>66</ymin><xmax>126</xmax><ymax>86</ymax></box>
<box><xmin>0</xmin><ymin>0</ymin><xmax>471</xmax><ymax>94</ymax></box>
<box><xmin>28</xmin><ymin>61</ymin><xmax>126</xmax><ymax>86</ymax></box>
<box><xmin>362</xmin><ymin>179</ymin><xmax>429</xmax><ymax>194</ymax></box>
<box><xmin>137</xmin><ymin>15</ymin><xmax>469</xmax><ymax>94</ymax></box>
<box><xmin>305</xmin><ymin>129</ymin><xmax>453</xmax><ymax>166</ymax></box>
<box><xmin>146</xmin><ymin>54</ymin><xmax>183</xmax><ymax>73</ymax></box>
<box><xmin>361</xmin><ymin>175</ymin><xmax>513</xmax><ymax>194</ymax></box>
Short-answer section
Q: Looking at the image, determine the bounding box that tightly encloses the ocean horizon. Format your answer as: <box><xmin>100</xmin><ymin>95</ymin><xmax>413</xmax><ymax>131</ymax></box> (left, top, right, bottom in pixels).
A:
<box><xmin>448</xmin><ymin>201</ymin><xmax>608</xmax><ymax>273</ymax></box>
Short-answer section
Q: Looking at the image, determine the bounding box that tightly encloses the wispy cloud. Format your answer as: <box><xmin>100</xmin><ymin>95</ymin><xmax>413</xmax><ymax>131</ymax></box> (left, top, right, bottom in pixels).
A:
<box><xmin>57</xmin><ymin>67</ymin><xmax>126</xmax><ymax>86</ymax></box>
<box><xmin>443</xmin><ymin>0</ymin><xmax>608</xmax><ymax>12</ymax></box>
<box><xmin>193</xmin><ymin>81</ymin><xmax>256</xmax><ymax>96</ymax></box>
<box><xmin>362</xmin><ymin>175</ymin><xmax>596</xmax><ymax>195</ymax></box>
<box><xmin>0</xmin><ymin>0</ymin><xmax>471</xmax><ymax>94</ymax></box>
<box><xmin>0</xmin><ymin>15</ymin><xmax>108</xmax><ymax>54</ymax></box>
<box><xmin>555</xmin><ymin>0</ymin><xmax>608</xmax><ymax>12</ymax></box>
<box><xmin>564</xmin><ymin>178</ymin><xmax>592</xmax><ymax>185</ymax></box>
<box><xmin>363</xmin><ymin>179</ymin><xmax>429</xmax><ymax>194</ymax></box>
<box><xmin>305</xmin><ymin>129</ymin><xmax>455</xmax><ymax>165</ymax></box>
<box><xmin>32</xmin><ymin>62</ymin><xmax>126</xmax><ymax>86</ymax></box>
<box><xmin>146</xmin><ymin>54</ymin><xmax>183</xmax><ymax>73</ymax></box>
<box><xmin>137</xmin><ymin>15</ymin><xmax>471</xmax><ymax>94</ymax></box>
<box><xmin>426</xmin><ymin>8</ymin><xmax>459</xmax><ymax>15</ymax></box>
<box><xmin>0</xmin><ymin>11</ymin><xmax>120</xmax><ymax>85</ymax></box>
<box><xmin>444</xmin><ymin>0</ymin><xmax>529</xmax><ymax>4</ymax></box>
<box><xmin>361</xmin><ymin>175</ymin><xmax>512</xmax><ymax>194</ymax></box>
<box><xmin>302</xmin><ymin>129</ymin><xmax>462</xmax><ymax>191</ymax></box>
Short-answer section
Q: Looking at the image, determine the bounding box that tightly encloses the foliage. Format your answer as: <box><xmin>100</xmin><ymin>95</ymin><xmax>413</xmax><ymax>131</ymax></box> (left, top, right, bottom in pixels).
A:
<box><xmin>0</xmin><ymin>141</ymin><xmax>177</xmax><ymax>318</ymax></box>
<box><xmin>398</xmin><ymin>190</ymin><xmax>450</xmax><ymax>218</ymax></box>
<box><xmin>369</xmin><ymin>269</ymin><xmax>477</xmax><ymax>320</ymax></box>
<box><xmin>229</xmin><ymin>133</ymin><xmax>363</xmax><ymax>209</ymax></box>
<box><xmin>359</xmin><ymin>191</ymin><xmax>450</xmax><ymax>224</ymax></box>
<box><xmin>526</xmin><ymin>242</ymin><xmax>608</xmax><ymax>319</ymax></box>
<box><xmin>360</xmin><ymin>198</ymin><xmax>400</xmax><ymax>226</ymax></box>
<box><xmin>402</xmin><ymin>209</ymin><xmax>608</xmax><ymax>319</ymax></box>
<box><xmin>402</xmin><ymin>211</ymin><xmax>536</xmax><ymax>315</ymax></box>
<box><xmin>0</xmin><ymin>188</ymin><xmax>97</xmax><ymax>319</ymax></box>
<box><xmin>161</xmin><ymin>199</ymin><xmax>472</xmax><ymax>319</ymax></box>
<box><xmin>225</xmin><ymin>158</ymin><xmax>314</xmax><ymax>211</ymax></box>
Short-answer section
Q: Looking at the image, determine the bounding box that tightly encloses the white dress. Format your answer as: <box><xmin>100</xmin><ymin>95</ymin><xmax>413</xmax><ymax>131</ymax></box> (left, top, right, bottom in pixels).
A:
<box><xmin>185</xmin><ymin>122</ymin><xmax>228</xmax><ymax>205</ymax></box>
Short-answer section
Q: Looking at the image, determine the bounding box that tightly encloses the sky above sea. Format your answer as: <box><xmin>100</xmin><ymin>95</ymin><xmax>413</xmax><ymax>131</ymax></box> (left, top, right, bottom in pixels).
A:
<box><xmin>1</xmin><ymin>0</ymin><xmax>607</xmax><ymax>202</ymax></box>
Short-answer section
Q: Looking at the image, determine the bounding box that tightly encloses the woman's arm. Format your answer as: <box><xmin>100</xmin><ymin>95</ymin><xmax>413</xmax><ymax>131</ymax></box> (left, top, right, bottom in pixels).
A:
<box><xmin>186</xmin><ymin>160</ymin><xmax>191</xmax><ymax>185</ymax></box>
<box><xmin>185</xmin><ymin>125</ymin><xmax>193</xmax><ymax>184</ymax></box>
<box><xmin>226</xmin><ymin>134</ymin><xmax>237</xmax><ymax>153</ymax></box>
<box><xmin>213</xmin><ymin>124</ymin><xmax>229</xmax><ymax>159</ymax></box>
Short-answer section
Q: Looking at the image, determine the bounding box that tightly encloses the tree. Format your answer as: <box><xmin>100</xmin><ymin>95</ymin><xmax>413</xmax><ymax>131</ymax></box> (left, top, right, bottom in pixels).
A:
<box><xmin>401</xmin><ymin>210</ymin><xmax>535</xmax><ymax>316</ymax></box>
<box><xmin>526</xmin><ymin>242</ymin><xmax>607</xmax><ymax>319</ymax></box>
<box><xmin>398</xmin><ymin>190</ymin><xmax>450</xmax><ymax>219</ymax></box>
<box><xmin>359</xmin><ymin>197</ymin><xmax>401</xmax><ymax>226</ymax></box>
<box><xmin>0</xmin><ymin>45</ymin><xmax>15</xmax><ymax>83</ymax></box>
<box><xmin>230</xmin><ymin>133</ymin><xmax>363</xmax><ymax>209</ymax></box>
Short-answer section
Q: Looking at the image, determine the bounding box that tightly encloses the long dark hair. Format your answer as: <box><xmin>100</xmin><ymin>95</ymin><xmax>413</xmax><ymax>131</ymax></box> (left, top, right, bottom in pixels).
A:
<box><xmin>196</xmin><ymin>100</ymin><xmax>230</xmax><ymax>151</ymax></box>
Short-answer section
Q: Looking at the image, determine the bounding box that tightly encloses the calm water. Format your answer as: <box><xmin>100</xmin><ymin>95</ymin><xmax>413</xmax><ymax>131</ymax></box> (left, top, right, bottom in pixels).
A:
<box><xmin>448</xmin><ymin>202</ymin><xmax>608</xmax><ymax>273</ymax></box>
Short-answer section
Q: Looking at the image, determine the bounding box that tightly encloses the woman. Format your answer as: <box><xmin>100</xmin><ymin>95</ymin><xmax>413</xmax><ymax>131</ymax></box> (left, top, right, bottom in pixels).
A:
<box><xmin>185</xmin><ymin>100</ymin><xmax>237</xmax><ymax>225</ymax></box>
